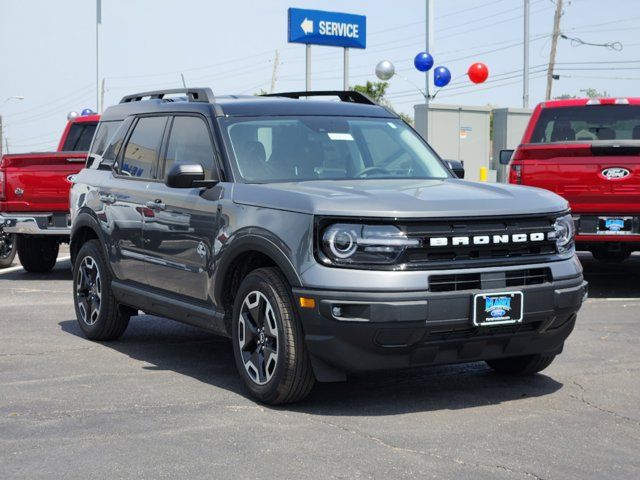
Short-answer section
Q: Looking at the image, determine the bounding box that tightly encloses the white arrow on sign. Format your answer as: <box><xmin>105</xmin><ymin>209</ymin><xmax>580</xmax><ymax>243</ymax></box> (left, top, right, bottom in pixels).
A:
<box><xmin>301</xmin><ymin>17</ymin><xmax>314</xmax><ymax>34</ymax></box>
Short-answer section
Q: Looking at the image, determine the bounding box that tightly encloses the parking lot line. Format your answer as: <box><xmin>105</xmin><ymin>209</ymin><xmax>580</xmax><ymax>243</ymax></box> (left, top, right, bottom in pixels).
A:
<box><xmin>0</xmin><ymin>256</ymin><xmax>71</xmax><ymax>275</ymax></box>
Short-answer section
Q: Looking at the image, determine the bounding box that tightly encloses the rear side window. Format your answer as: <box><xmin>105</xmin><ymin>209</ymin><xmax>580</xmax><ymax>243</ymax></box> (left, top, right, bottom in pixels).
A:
<box><xmin>120</xmin><ymin>116</ymin><xmax>167</xmax><ymax>179</ymax></box>
<box><xmin>90</xmin><ymin>121</ymin><xmax>122</xmax><ymax>156</ymax></box>
<box><xmin>530</xmin><ymin>105</ymin><xmax>640</xmax><ymax>143</ymax></box>
<box><xmin>164</xmin><ymin>116</ymin><xmax>215</xmax><ymax>179</ymax></box>
<box><xmin>62</xmin><ymin>122</ymin><xmax>98</xmax><ymax>151</ymax></box>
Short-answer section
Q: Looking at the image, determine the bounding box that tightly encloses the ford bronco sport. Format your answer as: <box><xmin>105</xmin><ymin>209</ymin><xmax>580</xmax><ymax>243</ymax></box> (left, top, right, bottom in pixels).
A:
<box><xmin>70</xmin><ymin>88</ymin><xmax>587</xmax><ymax>404</ymax></box>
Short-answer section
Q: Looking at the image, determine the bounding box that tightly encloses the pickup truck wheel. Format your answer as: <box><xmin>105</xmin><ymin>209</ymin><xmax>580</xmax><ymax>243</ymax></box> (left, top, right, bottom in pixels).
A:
<box><xmin>486</xmin><ymin>353</ymin><xmax>556</xmax><ymax>375</ymax></box>
<box><xmin>591</xmin><ymin>248</ymin><xmax>631</xmax><ymax>263</ymax></box>
<box><xmin>232</xmin><ymin>267</ymin><xmax>315</xmax><ymax>404</ymax></box>
<box><xmin>16</xmin><ymin>236</ymin><xmax>59</xmax><ymax>273</ymax></box>
<box><xmin>73</xmin><ymin>240</ymin><xmax>130</xmax><ymax>341</ymax></box>
<box><xmin>0</xmin><ymin>232</ymin><xmax>17</xmax><ymax>268</ymax></box>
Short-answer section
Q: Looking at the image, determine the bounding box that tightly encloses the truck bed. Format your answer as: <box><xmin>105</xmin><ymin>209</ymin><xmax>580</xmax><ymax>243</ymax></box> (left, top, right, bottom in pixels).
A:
<box><xmin>0</xmin><ymin>151</ymin><xmax>87</xmax><ymax>213</ymax></box>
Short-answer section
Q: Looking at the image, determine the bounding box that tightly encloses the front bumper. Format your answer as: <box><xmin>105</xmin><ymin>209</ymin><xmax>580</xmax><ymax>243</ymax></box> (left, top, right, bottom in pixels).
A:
<box><xmin>293</xmin><ymin>275</ymin><xmax>587</xmax><ymax>382</ymax></box>
<box><xmin>0</xmin><ymin>212</ymin><xmax>71</xmax><ymax>236</ymax></box>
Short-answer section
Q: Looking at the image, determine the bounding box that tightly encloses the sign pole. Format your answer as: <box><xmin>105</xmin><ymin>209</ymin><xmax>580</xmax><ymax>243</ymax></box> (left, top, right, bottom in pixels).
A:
<box><xmin>306</xmin><ymin>44</ymin><xmax>312</xmax><ymax>91</ymax></box>
<box><xmin>343</xmin><ymin>48</ymin><xmax>349</xmax><ymax>91</ymax></box>
<box><xmin>424</xmin><ymin>0</ymin><xmax>433</xmax><ymax>141</ymax></box>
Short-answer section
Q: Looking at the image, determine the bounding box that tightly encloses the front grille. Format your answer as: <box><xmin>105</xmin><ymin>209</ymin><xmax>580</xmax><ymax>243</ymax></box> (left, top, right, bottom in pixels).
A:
<box><xmin>397</xmin><ymin>215</ymin><xmax>558</xmax><ymax>268</ymax></box>
<box><xmin>429</xmin><ymin>267</ymin><xmax>551</xmax><ymax>292</ymax></box>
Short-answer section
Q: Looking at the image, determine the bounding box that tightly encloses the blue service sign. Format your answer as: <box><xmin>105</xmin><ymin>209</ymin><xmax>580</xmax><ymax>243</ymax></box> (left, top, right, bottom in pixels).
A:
<box><xmin>288</xmin><ymin>8</ymin><xmax>366</xmax><ymax>49</ymax></box>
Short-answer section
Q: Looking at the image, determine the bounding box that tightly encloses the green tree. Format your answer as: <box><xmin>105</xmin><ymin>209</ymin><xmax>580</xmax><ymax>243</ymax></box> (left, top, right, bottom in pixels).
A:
<box><xmin>352</xmin><ymin>81</ymin><xmax>414</xmax><ymax>125</ymax></box>
<box><xmin>555</xmin><ymin>88</ymin><xmax>610</xmax><ymax>100</ymax></box>
<box><xmin>352</xmin><ymin>80</ymin><xmax>389</xmax><ymax>102</ymax></box>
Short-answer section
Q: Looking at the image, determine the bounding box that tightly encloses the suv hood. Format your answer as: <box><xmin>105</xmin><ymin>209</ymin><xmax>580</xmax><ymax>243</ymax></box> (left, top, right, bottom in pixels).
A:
<box><xmin>232</xmin><ymin>179</ymin><xmax>568</xmax><ymax>218</ymax></box>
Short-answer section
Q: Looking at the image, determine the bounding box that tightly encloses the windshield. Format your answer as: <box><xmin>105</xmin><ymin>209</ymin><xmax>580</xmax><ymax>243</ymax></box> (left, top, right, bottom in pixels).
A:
<box><xmin>530</xmin><ymin>105</ymin><xmax>640</xmax><ymax>143</ymax></box>
<box><xmin>221</xmin><ymin>116</ymin><xmax>449</xmax><ymax>183</ymax></box>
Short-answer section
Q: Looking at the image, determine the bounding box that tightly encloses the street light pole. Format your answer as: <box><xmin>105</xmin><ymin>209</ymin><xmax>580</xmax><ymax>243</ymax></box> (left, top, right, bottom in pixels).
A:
<box><xmin>96</xmin><ymin>0</ymin><xmax>101</xmax><ymax>112</ymax></box>
<box><xmin>424</xmin><ymin>0</ymin><xmax>433</xmax><ymax>140</ymax></box>
<box><xmin>523</xmin><ymin>0</ymin><xmax>530</xmax><ymax>108</ymax></box>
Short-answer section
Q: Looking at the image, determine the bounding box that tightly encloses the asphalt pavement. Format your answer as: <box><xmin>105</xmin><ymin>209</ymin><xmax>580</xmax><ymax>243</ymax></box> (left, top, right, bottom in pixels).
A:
<box><xmin>0</xmin><ymin>252</ymin><xmax>638</xmax><ymax>479</ymax></box>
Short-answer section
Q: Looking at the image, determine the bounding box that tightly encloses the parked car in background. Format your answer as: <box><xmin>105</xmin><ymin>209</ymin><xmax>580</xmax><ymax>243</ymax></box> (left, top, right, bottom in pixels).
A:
<box><xmin>0</xmin><ymin>112</ymin><xmax>99</xmax><ymax>271</ymax></box>
<box><xmin>502</xmin><ymin>97</ymin><xmax>640</xmax><ymax>262</ymax></box>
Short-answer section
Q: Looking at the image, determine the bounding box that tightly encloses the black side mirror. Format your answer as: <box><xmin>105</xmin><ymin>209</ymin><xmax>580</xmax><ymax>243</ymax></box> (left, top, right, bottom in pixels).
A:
<box><xmin>499</xmin><ymin>149</ymin><xmax>514</xmax><ymax>165</ymax></box>
<box><xmin>166</xmin><ymin>163</ymin><xmax>218</xmax><ymax>188</ymax></box>
<box><xmin>446</xmin><ymin>159</ymin><xmax>465</xmax><ymax>179</ymax></box>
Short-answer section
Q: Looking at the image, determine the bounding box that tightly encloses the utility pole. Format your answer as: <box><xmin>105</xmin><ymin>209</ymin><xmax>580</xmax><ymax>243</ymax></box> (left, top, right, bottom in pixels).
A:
<box><xmin>523</xmin><ymin>0</ymin><xmax>530</xmax><ymax>108</ymax></box>
<box><xmin>545</xmin><ymin>0</ymin><xmax>563</xmax><ymax>100</ymax></box>
<box><xmin>270</xmin><ymin>50</ymin><xmax>280</xmax><ymax>94</ymax></box>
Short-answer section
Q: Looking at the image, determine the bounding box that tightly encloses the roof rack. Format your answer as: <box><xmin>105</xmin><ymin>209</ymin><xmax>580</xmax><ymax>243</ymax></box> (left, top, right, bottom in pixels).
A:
<box><xmin>263</xmin><ymin>90</ymin><xmax>376</xmax><ymax>106</ymax></box>
<box><xmin>119</xmin><ymin>88</ymin><xmax>214</xmax><ymax>104</ymax></box>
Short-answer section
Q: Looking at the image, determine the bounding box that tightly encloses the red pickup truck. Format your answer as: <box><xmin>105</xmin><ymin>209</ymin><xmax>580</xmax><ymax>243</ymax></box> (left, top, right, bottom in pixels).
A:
<box><xmin>0</xmin><ymin>114</ymin><xmax>99</xmax><ymax>271</ymax></box>
<box><xmin>501</xmin><ymin>97</ymin><xmax>640</xmax><ymax>262</ymax></box>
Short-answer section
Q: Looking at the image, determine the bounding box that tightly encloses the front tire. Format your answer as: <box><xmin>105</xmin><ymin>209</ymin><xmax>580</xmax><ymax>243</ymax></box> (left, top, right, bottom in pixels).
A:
<box><xmin>73</xmin><ymin>239</ymin><xmax>131</xmax><ymax>341</ymax></box>
<box><xmin>486</xmin><ymin>353</ymin><xmax>556</xmax><ymax>375</ymax></box>
<box><xmin>0</xmin><ymin>231</ymin><xmax>17</xmax><ymax>268</ymax></box>
<box><xmin>16</xmin><ymin>236</ymin><xmax>59</xmax><ymax>273</ymax></box>
<box><xmin>232</xmin><ymin>267</ymin><xmax>315</xmax><ymax>404</ymax></box>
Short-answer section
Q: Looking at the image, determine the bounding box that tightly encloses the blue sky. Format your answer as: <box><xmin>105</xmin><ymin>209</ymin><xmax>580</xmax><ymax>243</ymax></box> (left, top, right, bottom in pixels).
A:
<box><xmin>1</xmin><ymin>0</ymin><xmax>639</xmax><ymax>153</ymax></box>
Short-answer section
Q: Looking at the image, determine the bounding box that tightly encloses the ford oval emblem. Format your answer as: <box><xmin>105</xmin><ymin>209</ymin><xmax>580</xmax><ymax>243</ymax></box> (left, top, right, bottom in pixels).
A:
<box><xmin>601</xmin><ymin>167</ymin><xmax>630</xmax><ymax>180</ymax></box>
<box><xmin>490</xmin><ymin>309</ymin><xmax>506</xmax><ymax>318</ymax></box>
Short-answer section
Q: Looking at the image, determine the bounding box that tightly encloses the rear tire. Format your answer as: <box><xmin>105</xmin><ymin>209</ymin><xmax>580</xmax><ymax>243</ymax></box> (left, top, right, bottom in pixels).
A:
<box><xmin>16</xmin><ymin>236</ymin><xmax>59</xmax><ymax>273</ymax></box>
<box><xmin>232</xmin><ymin>267</ymin><xmax>315</xmax><ymax>404</ymax></box>
<box><xmin>486</xmin><ymin>353</ymin><xmax>556</xmax><ymax>375</ymax></box>
<box><xmin>0</xmin><ymin>231</ymin><xmax>17</xmax><ymax>268</ymax></box>
<box><xmin>73</xmin><ymin>239</ymin><xmax>131</xmax><ymax>341</ymax></box>
<box><xmin>591</xmin><ymin>248</ymin><xmax>630</xmax><ymax>263</ymax></box>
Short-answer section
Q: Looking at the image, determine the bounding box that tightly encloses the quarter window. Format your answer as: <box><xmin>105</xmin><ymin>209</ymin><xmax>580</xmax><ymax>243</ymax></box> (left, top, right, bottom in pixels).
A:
<box><xmin>164</xmin><ymin>116</ymin><xmax>215</xmax><ymax>179</ymax></box>
<box><xmin>121</xmin><ymin>116</ymin><xmax>167</xmax><ymax>178</ymax></box>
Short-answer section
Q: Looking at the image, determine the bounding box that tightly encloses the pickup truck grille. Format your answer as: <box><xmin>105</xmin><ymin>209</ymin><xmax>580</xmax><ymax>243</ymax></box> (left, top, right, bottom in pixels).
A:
<box><xmin>397</xmin><ymin>215</ymin><xmax>559</xmax><ymax>268</ymax></box>
<box><xmin>429</xmin><ymin>268</ymin><xmax>551</xmax><ymax>292</ymax></box>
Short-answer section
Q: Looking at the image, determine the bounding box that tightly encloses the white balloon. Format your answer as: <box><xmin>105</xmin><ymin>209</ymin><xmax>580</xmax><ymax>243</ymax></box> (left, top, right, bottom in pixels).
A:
<box><xmin>375</xmin><ymin>60</ymin><xmax>395</xmax><ymax>81</ymax></box>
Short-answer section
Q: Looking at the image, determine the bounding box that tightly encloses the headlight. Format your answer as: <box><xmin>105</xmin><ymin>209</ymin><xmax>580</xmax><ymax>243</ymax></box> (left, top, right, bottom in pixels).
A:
<box><xmin>553</xmin><ymin>214</ymin><xmax>575</xmax><ymax>254</ymax></box>
<box><xmin>321</xmin><ymin>223</ymin><xmax>419</xmax><ymax>265</ymax></box>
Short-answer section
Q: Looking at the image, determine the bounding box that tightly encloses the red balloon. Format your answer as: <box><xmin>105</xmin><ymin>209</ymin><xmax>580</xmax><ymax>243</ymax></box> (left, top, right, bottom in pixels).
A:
<box><xmin>468</xmin><ymin>62</ymin><xmax>489</xmax><ymax>84</ymax></box>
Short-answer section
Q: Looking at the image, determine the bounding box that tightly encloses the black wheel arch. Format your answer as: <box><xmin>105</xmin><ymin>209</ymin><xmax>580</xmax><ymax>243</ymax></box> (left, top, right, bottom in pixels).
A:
<box><xmin>70</xmin><ymin>210</ymin><xmax>109</xmax><ymax>267</ymax></box>
<box><xmin>214</xmin><ymin>232</ymin><xmax>303</xmax><ymax>320</ymax></box>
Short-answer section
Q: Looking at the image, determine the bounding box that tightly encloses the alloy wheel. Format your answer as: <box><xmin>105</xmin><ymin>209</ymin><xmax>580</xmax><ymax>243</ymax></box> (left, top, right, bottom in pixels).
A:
<box><xmin>76</xmin><ymin>256</ymin><xmax>102</xmax><ymax>326</ymax></box>
<box><xmin>0</xmin><ymin>232</ymin><xmax>14</xmax><ymax>259</ymax></box>
<box><xmin>237</xmin><ymin>290</ymin><xmax>279</xmax><ymax>385</ymax></box>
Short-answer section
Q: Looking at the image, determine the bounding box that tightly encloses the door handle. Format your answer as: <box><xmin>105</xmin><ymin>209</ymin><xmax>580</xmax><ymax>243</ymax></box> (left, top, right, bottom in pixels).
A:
<box><xmin>98</xmin><ymin>193</ymin><xmax>116</xmax><ymax>204</ymax></box>
<box><xmin>145</xmin><ymin>200</ymin><xmax>166</xmax><ymax>211</ymax></box>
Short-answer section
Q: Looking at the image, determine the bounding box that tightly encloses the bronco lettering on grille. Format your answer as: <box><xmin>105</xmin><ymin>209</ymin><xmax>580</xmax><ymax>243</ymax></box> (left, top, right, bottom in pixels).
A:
<box><xmin>428</xmin><ymin>232</ymin><xmax>552</xmax><ymax>247</ymax></box>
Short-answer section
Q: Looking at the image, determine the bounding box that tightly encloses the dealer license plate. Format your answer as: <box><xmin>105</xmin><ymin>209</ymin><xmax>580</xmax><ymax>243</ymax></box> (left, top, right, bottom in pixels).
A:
<box><xmin>597</xmin><ymin>216</ymin><xmax>633</xmax><ymax>235</ymax></box>
<box><xmin>473</xmin><ymin>291</ymin><xmax>523</xmax><ymax>326</ymax></box>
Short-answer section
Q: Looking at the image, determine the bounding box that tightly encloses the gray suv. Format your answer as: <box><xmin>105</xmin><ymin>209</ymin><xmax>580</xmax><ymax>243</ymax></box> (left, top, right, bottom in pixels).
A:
<box><xmin>70</xmin><ymin>88</ymin><xmax>587</xmax><ymax>404</ymax></box>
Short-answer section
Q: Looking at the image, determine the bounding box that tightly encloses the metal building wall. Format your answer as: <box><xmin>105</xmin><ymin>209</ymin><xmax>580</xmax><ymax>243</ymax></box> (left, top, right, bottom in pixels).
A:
<box><xmin>414</xmin><ymin>103</ymin><xmax>491</xmax><ymax>182</ymax></box>
<box><xmin>491</xmin><ymin>107</ymin><xmax>532</xmax><ymax>182</ymax></box>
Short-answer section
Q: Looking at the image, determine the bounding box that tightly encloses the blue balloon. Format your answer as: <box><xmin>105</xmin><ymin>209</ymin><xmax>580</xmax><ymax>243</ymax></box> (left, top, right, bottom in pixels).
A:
<box><xmin>433</xmin><ymin>66</ymin><xmax>451</xmax><ymax>87</ymax></box>
<box><xmin>81</xmin><ymin>108</ymin><xmax>94</xmax><ymax>116</ymax></box>
<box><xmin>414</xmin><ymin>52</ymin><xmax>434</xmax><ymax>72</ymax></box>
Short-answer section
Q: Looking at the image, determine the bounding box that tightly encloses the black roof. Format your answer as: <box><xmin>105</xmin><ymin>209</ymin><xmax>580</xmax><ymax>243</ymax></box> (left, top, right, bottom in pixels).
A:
<box><xmin>100</xmin><ymin>90</ymin><xmax>397</xmax><ymax>122</ymax></box>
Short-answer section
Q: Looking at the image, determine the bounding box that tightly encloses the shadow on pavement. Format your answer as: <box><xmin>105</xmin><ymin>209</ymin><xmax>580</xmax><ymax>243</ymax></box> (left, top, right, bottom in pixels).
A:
<box><xmin>578</xmin><ymin>252</ymin><xmax>640</xmax><ymax>298</ymax></box>
<box><xmin>0</xmin><ymin>259</ymin><xmax>72</xmax><ymax>281</ymax></box>
<box><xmin>59</xmin><ymin>315</ymin><xmax>562</xmax><ymax>415</ymax></box>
